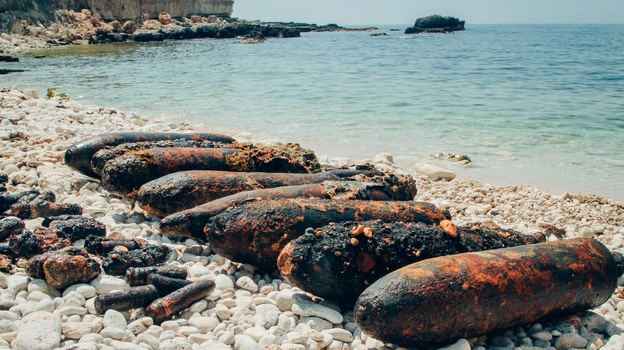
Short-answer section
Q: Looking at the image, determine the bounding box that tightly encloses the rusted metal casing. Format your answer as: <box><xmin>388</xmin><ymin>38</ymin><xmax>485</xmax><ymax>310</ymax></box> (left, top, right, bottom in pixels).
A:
<box><xmin>94</xmin><ymin>285</ymin><xmax>160</xmax><ymax>314</ymax></box>
<box><xmin>137</xmin><ymin>169</ymin><xmax>371</xmax><ymax>217</ymax></box>
<box><xmin>148</xmin><ymin>274</ymin><xmax>192</xmax><ymax>296</ymax></box>
<box><xmin>126</xmin><ymin>265</ymin><xmax>188</xmax><ymax>286</ymax></box>
<box><xmin>64</xmin><ymin>132</ymin><xmax>235</xmax><ymax>178</ymax></box>
<box><xmin>85</xmin><ymin>235</ymin><xmax>147</xmax><ymax>255</ymax></box>
<box><xmin>145</xmin><ymin>278</ymin><xmax>215</xmax><ymax>324</ymax></box>
<box><xmin>278</xmin><ymin>220</ymin><xmax>543</xmax><ymax>304</ymax></box>
<box><xmin>354</xmin><ymin>238</ymin><xmax>620</xmax><ymax>347</ymax></box>
<box><xmin>159</xmin><ymin>179</ymin><xmax>394</xmax><ymax>239</ymax></box>
<box><xmin>101</xmin><ymin>147</ymin><xmax>239</xmax><ymax>196</ymax></box>
<box><xmin>90</xmin><ymin>139</ymin><xmax>231</xmax><ymax>176</ymax></box>
<box><xmin>205</xmin><ymin>198</ymin><xmax>450</xmax><ymax>269</ymax></box>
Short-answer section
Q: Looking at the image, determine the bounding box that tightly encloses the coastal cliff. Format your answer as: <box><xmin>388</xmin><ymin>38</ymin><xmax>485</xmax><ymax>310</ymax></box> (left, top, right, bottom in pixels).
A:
<box><xmin>0</xmin><ymin>0</ymin><xmax>233</xmax><ymax>33</ymax></box>
<box><xmin>51</xmin><ymin>0</ymin><xmax>234</xmax><ymax>20</ymax></box>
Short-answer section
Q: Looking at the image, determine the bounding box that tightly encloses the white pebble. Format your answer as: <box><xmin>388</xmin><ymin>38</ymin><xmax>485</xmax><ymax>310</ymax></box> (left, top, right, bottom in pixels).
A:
<box><xmin>322</xmin><ymin>328</ymin><xmax>353</xmax><ymax>342</ymax></box>
<box><xmin>214</xmin><ymin>274</ymin><xmax>234</xmax><ymax>290</ymax></box>
<box><xmin>236</xmin><ymin>276</ymin><xmax>259</xmax><ymax>293</ymax></box>
<box><xmin>11</xmin><ymin>311</ymin><xmax>61</xmax><ymax>350</ymax></box>
<box><xmin>90</xmin><ymin>275</ymin><xmax>128</xmax><ymax>294</ymax></box>
<box><xmin>233</xmin><ymin>334</ymin><xmax>261</xmax><ymax>350</ymax></box>
<box><xmin>292</xmin><ymin>300</ymin><xmax>343</xmax><ymax>324</ymax></box>
<box><xmin>7</xmin><ymin>275</ymin><xmax>30</xmax><ymax>294</ymax></box>
<box><xmin>188</xmin><ymin>316</ymin><xmax>219</xmax><ymax>333</ymax></box>
<box><xmin>103</xmin><ymin>309</ymin><xmax>128</xmax><ymax>330</ymax></box>
<box><xmin>62</xmin><ymin>321</ymin><xmax>93</xmax><ymax>339</ymax></box>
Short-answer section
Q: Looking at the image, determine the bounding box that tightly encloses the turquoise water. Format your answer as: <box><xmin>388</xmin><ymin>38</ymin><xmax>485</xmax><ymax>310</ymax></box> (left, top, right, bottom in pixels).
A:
<box><xmin>6</xmin><ymin>24</ymin><xmax>624</xmax><ymax>200</ymax></box>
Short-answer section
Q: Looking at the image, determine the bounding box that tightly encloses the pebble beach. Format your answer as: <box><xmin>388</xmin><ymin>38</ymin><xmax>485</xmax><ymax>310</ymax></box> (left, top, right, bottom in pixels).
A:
<box><xmin>1</xmin><ymin>84</ymin><xmax>624</xmax><ymax>350</ymax></box>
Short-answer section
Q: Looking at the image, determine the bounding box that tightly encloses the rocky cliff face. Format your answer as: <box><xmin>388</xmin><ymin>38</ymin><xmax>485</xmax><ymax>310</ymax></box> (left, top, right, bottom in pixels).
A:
<box><xmin>0</xmin><ymin>0</ymin><xmax>234</xmax><ymax>33</ymax></box>
<box><xmin>52</xmin><ymin>0</ymin><xmax>234</xmax><ymax>20</ymax></box>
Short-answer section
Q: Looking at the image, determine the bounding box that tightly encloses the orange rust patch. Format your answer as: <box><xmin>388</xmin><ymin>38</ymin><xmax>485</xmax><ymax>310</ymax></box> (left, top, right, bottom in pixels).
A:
<box><xmin>440</xmin><ymin>220</ymin><xmax>457</xmax><ymax>238</ymax></box>
<box><xmin>277</xmin><ymin>242</ymin><xmax>295</xmax><ymax>277</ymax></box>
<box><xmin>364</xmin><ymin>227</ymin><xmax>373</xmax><ymax>238</ymax></box>
<box><xmin>357</xmin><ymin>252</ymin><xmax>376</xmax><ymax>273</ymax></box>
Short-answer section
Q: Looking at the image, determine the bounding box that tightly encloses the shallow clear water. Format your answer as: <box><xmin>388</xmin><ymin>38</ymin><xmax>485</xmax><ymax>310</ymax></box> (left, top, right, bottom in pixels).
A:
<box><xmin>6</xmin><ymin>24</ymin><xmax>624</xmax><ymax>200</ymax></box>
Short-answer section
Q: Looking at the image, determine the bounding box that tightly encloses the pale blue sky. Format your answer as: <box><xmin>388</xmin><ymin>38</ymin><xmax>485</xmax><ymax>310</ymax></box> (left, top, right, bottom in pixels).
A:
<box><xmin>233</xmin><ymin>0</ymin><xmax>624</xmax><ymax>25</ymax></box>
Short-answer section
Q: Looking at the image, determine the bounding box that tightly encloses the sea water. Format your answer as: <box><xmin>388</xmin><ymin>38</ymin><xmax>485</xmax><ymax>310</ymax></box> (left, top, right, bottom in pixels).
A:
<box><xmin>6</xmin><ymin>24</ymin><xmax>624</xmax><ymax>200</ymax></box>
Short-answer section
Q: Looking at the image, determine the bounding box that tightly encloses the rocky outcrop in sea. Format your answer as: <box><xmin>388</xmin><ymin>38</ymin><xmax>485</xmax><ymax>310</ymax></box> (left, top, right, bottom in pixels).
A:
<box><xmin>405</xmin><ymin>15</ymin><xmax>465</xmax><ymax>34</ymax></box>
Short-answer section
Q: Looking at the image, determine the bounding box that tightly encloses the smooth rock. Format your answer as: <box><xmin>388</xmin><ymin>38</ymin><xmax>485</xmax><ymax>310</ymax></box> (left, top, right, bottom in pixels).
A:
<box><xmin>103</xmin><ymin>309</ymin><xmax>128</xmax><ymax>330</ymax></box>
<box><xmin>554</xmin><ymin>333</ymin><xmax>588</xmax><ymax>350</ymax></box>
<box><xmin>61</xmin><ymin>321</ymin><xmax>92</xmax><ymax>339</ymax></box>
<box><xmin>234</xmin><ymin>334</ymin><xmax>261</xmax><ymax>350</ymax></box>
<box><xmin>322</xmin><ymin>328</ymin><xmax>353</xmax><ymax>342</ymax></box>
<box><xmin>0</xmin><ymin>319</ymin><xmax>16</xmax><ymax>334</ymax></box>
<box><xmin>236</xmin><ymin>276</ymin><xmax>259</xmax><ymax>293</ymax></box>
<box><xmin>292</xmin><ymin>300</ymin><xmax>343</xmax><ymax>324</ymax></box>
<box><xmin>414</xmin><ymin>162</ymin><xmax>456</xmax><ymax>181</ymax></box>
<box><xmin>90</xmin><ymin>275</ymin><xmax>128</xmax><ymax>294</ymax></box>
<box><xmin>197</xmin><ymin>340</ymin><xmax>231</xmax><ymax>350</ymax></box>
<box><xmin>128</xmin><ymin>317</ymin><xmax>153</xmax><ymax>335</ymax></box>
<box><xmin>64</xmin><ymin>283</ymin><xmax>97</xmax><ymax>299</ymax></box>
<box><xmin>7</xmin><ymin>275</ymin><xmax>30</xmax><ymax>294</ymax></box>
<box><xmin>438</xmin><ymin>338</ymin><xmax>471</xmax><ymax>350</ymax></box>
<box><xmin>602</xmin><ymin>335</ymin><xmax>624</xmax><ymax>350</ymax></box>
<box><xmin>159</xmin><ymin>337</ymin><xmax>192</xmax><ymax>350</ymax></box>
<box><xmin>188</xmin><ymin>316</ymin><xmax>219</xmax><ymax>333</ymax></box>
<box><xmin>276</xmin><ymin>289</ymin><xmax>296</xmax><ymax>312</ymax></box>
<box><xmin>214</xmin><ymin>274</ymin><xmax>234</xmax><ymax>290</ymax></box>
<box><xmin>11</xmin><ymin>311</ymin><xmax>61</xmax><ymax>350</ymax></box>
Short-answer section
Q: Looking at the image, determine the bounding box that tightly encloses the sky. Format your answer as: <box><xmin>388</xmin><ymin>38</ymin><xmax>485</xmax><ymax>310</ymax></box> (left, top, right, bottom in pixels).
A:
<box><xmin>232</xmin><ymin>0</ymin><xmax>624</xmax><ymax>25</ymax></box>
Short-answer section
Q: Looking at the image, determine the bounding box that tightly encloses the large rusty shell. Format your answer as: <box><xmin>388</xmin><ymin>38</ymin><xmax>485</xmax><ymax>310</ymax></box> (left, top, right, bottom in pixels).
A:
<box><xmin>354</xmin><ymin>238</ymin><xmax>619</xmax><ymax>347</ymax></box>
<box><xmin>278</xmin><ymin>220</ymin><xmax>543</xmax><ymax>305</ymax></box>
<box><xmin>138</xmin><ymin>169</ymin><xmax>371</xmax><ymax>217</ymax></box>
<box><xmin>64</xmin><ymin>132</ymin><xmax>235</xmax><ymax>178</ymax></box>
<box><xmin>205</xmin><ymin>198</ymin><xmax>450</xmax><ymax>270</ymax></box>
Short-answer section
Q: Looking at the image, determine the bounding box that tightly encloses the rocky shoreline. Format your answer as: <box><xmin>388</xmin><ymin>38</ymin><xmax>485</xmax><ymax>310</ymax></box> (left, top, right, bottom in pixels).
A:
<box><xmin>1</xmin><ymin>86</ymin><xmax>624</xmax><ymax>350</ymax></box>
<box><xmin>0</xmin><ymin>9</ymin><xmax>378</xmax><ymax>54</ymax></box>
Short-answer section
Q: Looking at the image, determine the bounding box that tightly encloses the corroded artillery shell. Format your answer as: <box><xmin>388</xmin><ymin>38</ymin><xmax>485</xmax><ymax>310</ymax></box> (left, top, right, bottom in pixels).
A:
<box><xmin>126</xmin><ymin>265</ymin><xmax>189</xmax><ymax>286</ymax></box>
<box><xmin>148</xmin><ymin>274</ymin><xmax>191</xmax><ymax>296</ymax></box>
<box><xmin>161</xmin><ymin>180</ymin><xmax>395</xmax><ymax>239</ymax></box>
<box><xmin>91</xmin><ymin>139</ymin><xmax>231</xmax><ymax>176</ymax></box>
<box><xmin>145</xmin><ymin>278</ymin><xmax>215</xmax><ymax>324</ymax></box>
<box><xmin>64</xmin><ymin>132</ymin><xmax>235</xmax><ymax>178</ymax></box>
<box><xmin>101</xmin><ymin>147</ymin><xmax>240</xmax><ymax>196</ymax></box>
<box><xmin>205</xmin><ymin>198</ymin><xmax>451</xmax><ymax>269</ymax></box>
<box><xmin>94</xmin><ymin>285</ymin><xmax>159</xmax><ymax>314</ymax></box>
<box><xmin>278</xmin><ymin>220</ymin><xmax>544</xmax><ymax>304</ymax></box>
<box><xmin>354</xmin><ymin>238</ymin><xmax>620</xmax><ymax>347</ymax></box>
<box><xmin>138</xmin><ymin>169</ymin><xmax>371</xmax><ymax>217</ymax></box>
<box><xmin>84</xmin><ymin>235</ymin><xmax>148</xmax><ymax>255</ymax></box>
